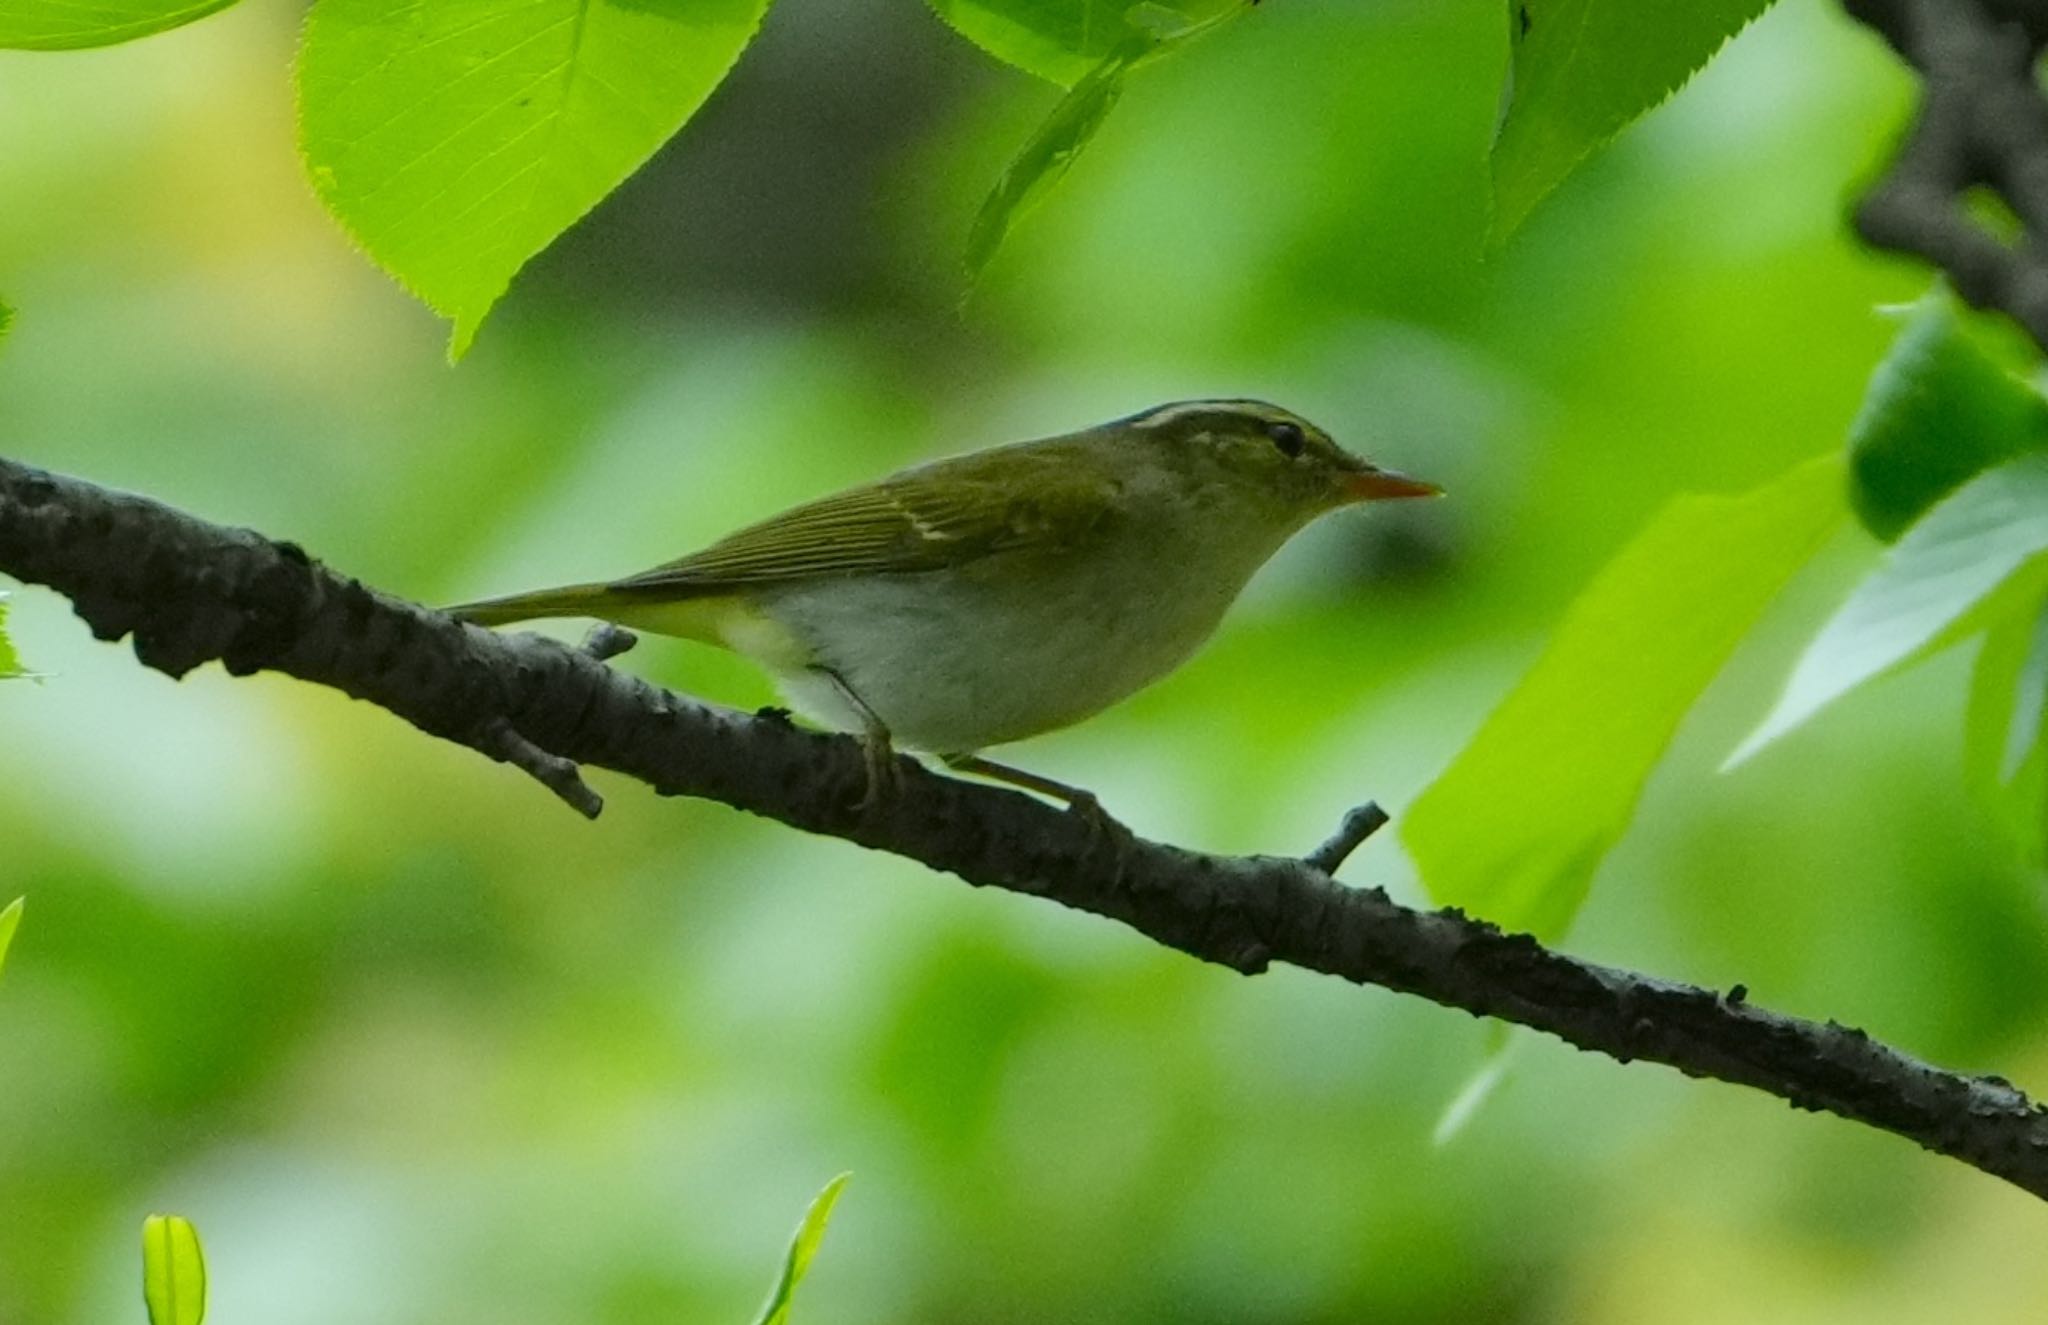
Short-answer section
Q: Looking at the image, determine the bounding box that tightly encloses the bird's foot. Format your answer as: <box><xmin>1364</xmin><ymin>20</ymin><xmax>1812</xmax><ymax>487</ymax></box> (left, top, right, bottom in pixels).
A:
<box><xmin>942</xmin><ymin>753</ymin><xmax>1134</xmax><ymax>864</ymax></box>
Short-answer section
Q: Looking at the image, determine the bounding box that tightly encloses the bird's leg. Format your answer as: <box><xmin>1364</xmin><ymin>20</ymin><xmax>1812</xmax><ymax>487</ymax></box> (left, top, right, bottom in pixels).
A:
<box><xmin>942</xmin><ymin>753</ymin><xmax>1094</xmax><ymax>805</ymax></box>
<box><xmin>942</xmin><ymin>753</ymin><xmax>1134</xmax><ymax>864</ymax></box>
<box><xmin>814</xmin><ymin>666</ymin><xmax>898</xmax><ymax>814</ymax></box>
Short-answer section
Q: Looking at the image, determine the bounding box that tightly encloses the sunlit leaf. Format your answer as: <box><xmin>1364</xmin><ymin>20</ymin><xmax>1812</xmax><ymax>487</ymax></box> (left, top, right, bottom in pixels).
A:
<box><xmin>966</xmin><ymin>3</ymin><xmax>1242</xmax><ymax>278</ymax></box>
<box><xmin>142</xmin><ymin>1214</ymin><xmax>207</xmax><ymax>1325</ymax></box>
<box><xmin>1964</xmin><ymin>592</ymin><xmax>2048</xmax><ymax>865</ymax></box>
<box><xmin>1491</xmin><ymin>0</ymin><xmax>1775</xmax><ymax>240</ymax></box>
<box><xmin>1404</xmin><ymin>455</ymin><xmax>1842</xmax><ymax>939</ymax></box>
<box><xmin>1729</xmin><ymin>456</ymin><xmax>2048</xmax><ymax>767</ymax></box>
<box><xmin>0</xmin><ymin>0</ymin><xmax>238</xmax><ymax>49</ymax></box>
<box><xmin>927</xmin><ymin>0</ymin><xmax>1235</xmax><ymax>86</ymax></box>
<box><xmin>750</xmin><ymin>1173</ymin><xmax>850</xmax><ymax>1325</ymax></box>
<box><xmin>0</xmin><ymin>897</ymin><xmax>22</xmax><ymax>981</ymax></box>
<box><xmin>1847</xmin><ymin>289</ymin><xmax>2048</xmax><ymax>542</ymax></box>
<box><xmin>297</xmin><ymin>0</ymin><xmax>772</xmax><ymax>359</ymax></box>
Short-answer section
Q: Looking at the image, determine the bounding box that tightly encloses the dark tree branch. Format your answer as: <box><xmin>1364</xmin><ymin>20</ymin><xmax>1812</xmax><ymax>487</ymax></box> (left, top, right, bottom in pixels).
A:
<box><xmin>5</xmin><ymin>453</ymin><xmax>2048</xmax><ymax>1197</ymax></box>
<box><xmin>1843</xmin><ymin>0</ymin><xmax>2048</xmax><ymax>347</ymax></box>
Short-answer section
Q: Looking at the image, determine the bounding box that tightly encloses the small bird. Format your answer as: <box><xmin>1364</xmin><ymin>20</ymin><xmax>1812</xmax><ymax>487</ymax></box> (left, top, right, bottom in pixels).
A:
<box><xmin>450</xmin><ymin>399</ymin><xmax>1439</xmax><ymax>808</ymax></box>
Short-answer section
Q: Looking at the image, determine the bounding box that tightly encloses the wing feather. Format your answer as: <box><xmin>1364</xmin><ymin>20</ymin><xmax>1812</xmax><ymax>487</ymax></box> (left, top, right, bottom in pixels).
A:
<box><xmin>608</xmin><ymin>441</ymin><xmax>1121</xmax><ymax>597</ymax></box>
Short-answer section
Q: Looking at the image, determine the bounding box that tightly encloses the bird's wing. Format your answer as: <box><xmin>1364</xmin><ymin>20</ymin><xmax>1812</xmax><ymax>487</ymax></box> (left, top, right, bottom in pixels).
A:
<box><xmin>608</xmin><ymin>443</ymin><xmax>1123</xmax><ymax>596</ymax></box>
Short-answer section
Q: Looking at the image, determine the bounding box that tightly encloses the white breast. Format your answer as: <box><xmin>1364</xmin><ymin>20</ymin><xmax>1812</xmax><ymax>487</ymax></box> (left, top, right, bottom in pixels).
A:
<box><xmin>750</xmin><ymin>528</ymin><xmax>1287</xmax><ymax>754</ymax></box>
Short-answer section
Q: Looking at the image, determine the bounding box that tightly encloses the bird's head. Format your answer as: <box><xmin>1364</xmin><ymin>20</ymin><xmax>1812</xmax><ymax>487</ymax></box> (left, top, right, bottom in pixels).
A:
<box><xmin>1116</xmin><ymin>399</ymin><xmax>1440</xmax><ymax>516</ymax></box>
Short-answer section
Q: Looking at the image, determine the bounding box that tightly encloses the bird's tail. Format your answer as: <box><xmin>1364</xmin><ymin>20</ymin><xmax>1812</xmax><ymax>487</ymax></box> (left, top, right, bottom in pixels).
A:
<box><xmin>444</xmin><ymin>582</ymin><xmax>618</xmax><ymax>628</ymax></box>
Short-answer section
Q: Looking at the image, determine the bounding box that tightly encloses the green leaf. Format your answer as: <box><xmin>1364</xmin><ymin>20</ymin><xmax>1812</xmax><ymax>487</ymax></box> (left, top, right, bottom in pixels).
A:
<box><xmin>1965</xmin><ymin>594</ymin><xmax>2048</xmax><ymax>865</ymax></box>
<box><xmin>142</xmin><ymin>1214</ymin><xmax>207</xmax><ymax>1325</ymax></box>
<box><xmin>1848</xmin><ymin>290</ymin><xmax>2048</xmax><ymax>542</ymax></box>
<box><xmin>0</xmin><ymin>897</ymin><xmax>22</xmax><ymax>981</ymax></box>
<box><xmin>0</xmin><ymin>0</ymin><xmax>238</xmax><ymax>49</ymax></box>
<box><xmin>749</xmin><ymin>1173</ymin><xmax>850</xmax><ymax>1325</ymax></box>
<box><xmin>1491</xmin><ymin>0</ymin><xmax>1776</xmax><ymax>240</ymax></box>
<box><xmin>967</xmin><ymin>45</ymin><xmax>1132</xmax><ymax>279</ymax></box>
<box><xmin>0</xmin><ymin>595</ymin><xmax>28</xmax><ymax>680</ymax></box>
<box><xmin>1403</xmin><ymin>455</ymin><xmax>1842</xmax><ymax>939</ymax></box>
<box><xmin>927</xmin><ymin>0</ymin><xmax>1236</xmax><ymax>86</ymax></box>
<box><xmin>297</xmin><ymin>0</ymin><xmax>771</xmax><ymax>359</ymax></box>
<box><xmin>965</xmin><ymin>4</ymin><xmax>1240</xmax><ymax>278</ymax></box>
<box><xmin>1729</xmin><ymin>455</ymin><xmax>2048</xmax><ymax>767</ymax></box>
<box><xmin>0</xmin><ymin>294</ymin><xmax>13</xmax><ymax>343</ymax></box>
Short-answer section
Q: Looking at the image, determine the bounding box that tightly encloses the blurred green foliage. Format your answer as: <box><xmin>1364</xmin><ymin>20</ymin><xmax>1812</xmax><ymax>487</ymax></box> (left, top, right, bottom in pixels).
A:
<box><xmin>5</xmin><ymin>1</ymin><xmax>2048</xmax><ymax>1323</ymax></box>
<box><xmin>9</xmin><ymin>0</ymin><xmax>1757</xmax><ymax>350</ymax></box>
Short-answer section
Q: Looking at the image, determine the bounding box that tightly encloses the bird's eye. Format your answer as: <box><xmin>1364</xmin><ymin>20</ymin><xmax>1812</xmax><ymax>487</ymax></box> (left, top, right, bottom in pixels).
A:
<box><xmin>1267</xmin><ymin>421</ymin><xmax>1306</xmax><ymax>458</ymax></box>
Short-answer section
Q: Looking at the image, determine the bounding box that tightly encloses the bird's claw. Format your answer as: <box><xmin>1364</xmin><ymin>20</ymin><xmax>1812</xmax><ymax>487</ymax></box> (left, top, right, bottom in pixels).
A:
<box><xmin>851</xmin><ymin>729</ymin><xmax>901</xmax><ymax>816</ymax></box>
<box><xmin>1064</xmin><ymin>788</ymin><xmax>1135</xmax><ymax>868</ymax></box>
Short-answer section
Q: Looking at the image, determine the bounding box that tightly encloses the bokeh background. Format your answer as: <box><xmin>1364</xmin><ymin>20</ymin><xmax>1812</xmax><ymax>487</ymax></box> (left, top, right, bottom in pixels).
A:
<box><xmin>5</xmin><ymin>0</ymin><xmax>2048</xmax><ymax>1320</ymax></box>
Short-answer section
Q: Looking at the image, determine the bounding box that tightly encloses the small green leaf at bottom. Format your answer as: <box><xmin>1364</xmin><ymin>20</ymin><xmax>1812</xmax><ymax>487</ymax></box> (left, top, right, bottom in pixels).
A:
<box><xmin>142</xmin><ymin>1214</ymin><xmax>208</xmax><ymax>1325</ymax></box>
<box><xmin>749</xmin><ymin>1173</ymin><xmax>850</xmax><ymax>1325</ymax></box>
<box><xmin>0</xmin><ymin>595</ymin><xmax>30</xmax><ymax>679</ymax></box>
<box><xmin>0</xmin><ymin>897</ymin><xmax>22</xmax><ymax>981</ymax></box>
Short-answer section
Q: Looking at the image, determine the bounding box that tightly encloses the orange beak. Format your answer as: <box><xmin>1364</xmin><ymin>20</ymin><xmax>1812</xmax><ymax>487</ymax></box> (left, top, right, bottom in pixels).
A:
<box><xmin>1343</xmin><ymin>465</ymin><xmax>1442</xmax><ymax>502</ymax></box>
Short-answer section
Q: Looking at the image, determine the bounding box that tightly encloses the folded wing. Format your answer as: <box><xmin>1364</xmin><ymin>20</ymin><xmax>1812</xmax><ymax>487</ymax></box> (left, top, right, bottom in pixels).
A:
<box><xmin>610</xmin><ymin>443</ymin><xmax>1122</xmax><ymax>596</ymax></box>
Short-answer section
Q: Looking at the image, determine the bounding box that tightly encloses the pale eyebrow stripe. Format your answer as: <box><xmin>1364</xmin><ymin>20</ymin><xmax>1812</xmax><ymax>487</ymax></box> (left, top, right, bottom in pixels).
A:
<box><xmin>1128</xmin><ymin>400</ymin><xmax>1254</xmax><ymax>431</ymax></box>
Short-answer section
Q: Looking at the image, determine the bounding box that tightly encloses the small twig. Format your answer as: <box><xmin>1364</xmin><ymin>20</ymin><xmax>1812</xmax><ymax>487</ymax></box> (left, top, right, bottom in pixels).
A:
<box><xmin>476</xmin><ymin>716</ymin><xmax>604</xmax><ymax>819</ymax></box>
<box><xmin>581</xmin><ymin>622</ymin><xmax>638</xmax><ymax>661</ymax></box>
<box><xmin>1304</xmin><ymin>802</ymin><xmax>1390</xmax><ymax>875</ymax></box>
